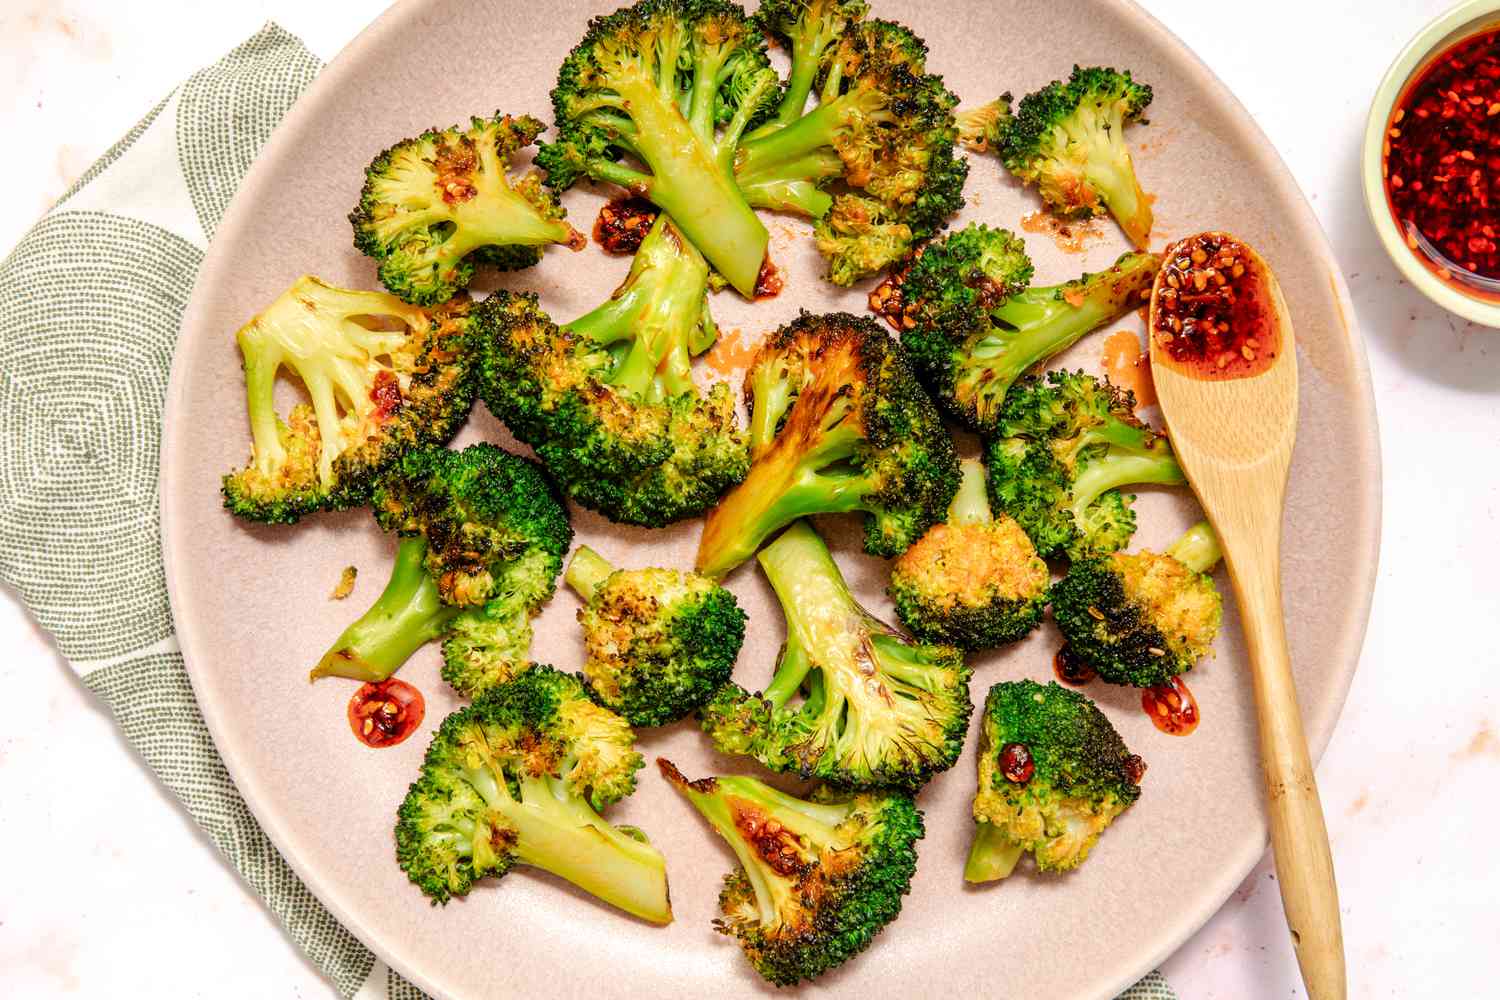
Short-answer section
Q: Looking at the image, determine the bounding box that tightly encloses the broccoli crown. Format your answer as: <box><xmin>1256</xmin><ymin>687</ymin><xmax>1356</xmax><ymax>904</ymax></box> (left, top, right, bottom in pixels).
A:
<box><xmin>222</xmin><ymin>276</ymin><xmax>474</xmax><ymax>525</ymax></box>
<box><xmin>889</xmin><ymin>459</ymin><xmax>1049</xmax><ymax>650</ymax></box>
<box><xmin>372</xmin><ymin>443</ymin><xmax>572</xmax><ymax>609</ymax></box>
<box><xmin>967</xmin><ymin>680</ymin><xmax>1143</xmax><ymax>880</ymax></box>
<box><xmin>349</xmin><ymin>114</ymin><xmax>583</xmax><ymax>306</ymax></box>
<box><xmin>660</xmin><ymin>759</ymin><xmax>922</xmax><ymax>986</ymax></box>
<box><xmin>699</xmin><ymin>520</ymin><xmax>972</xmax><ymax>791</ymax></box>
<box><xmin>539</xmin><ymin>0</ymin><xmax>775</xmax><ymax>296</ymax></box>
<box><xmin>438</xmin><ymin>543</ymin><xmax>567</xmax><ymax>697</ymax></box>
<box><xmin>986</xmin><ymin>370</ymin><xmax>1183</xmax><ymax>560</ymax></box>
<box><xmin>566</xmin><ymin>546</ymin><xmax>747</xmax><ymax>727</ymax></box>
<box><xmin>884</xmin><ymin>223</ymin><xmax>1160</xmax><ymax>432</ymax></box>
<box><xmin>473</xmin><ymin>218</ymin><xmax>748</xmax><ymax>527</ymax></box>
<box><xmin>1052</xmin><ymin>525</ymin><xmax>1223</xmax><ymax>687</ymax></box>
<box><xmin>736</xmin><ymin>15</ymin><xmax>968</xmax><ymax>284</ymax></box>
<box><xmin>695</xmin><ymin>312</ymin><xmax>959</xmax><ymax>577</ymax></box>
<box><xmin>955</xmin><ymin>93</ymin><xmax>1012</xmax><ymax>155</ymax></box>
<box><xmin>394</xmin><ymin>667</ymin><xmax>672</xmax><ymax>922</ymax></box>
<box><xmin>997</xmin><ymin>66</ymin><xmax>1155</xmax><ymax>248</ymax></box>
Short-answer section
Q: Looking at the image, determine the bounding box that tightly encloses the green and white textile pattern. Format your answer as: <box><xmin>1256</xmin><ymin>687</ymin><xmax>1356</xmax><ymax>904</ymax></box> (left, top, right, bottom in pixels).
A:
<box><xmin>0</xmin><ymin>24</ymin><xmax>1177</xmax><ymax>1000</ymax></box>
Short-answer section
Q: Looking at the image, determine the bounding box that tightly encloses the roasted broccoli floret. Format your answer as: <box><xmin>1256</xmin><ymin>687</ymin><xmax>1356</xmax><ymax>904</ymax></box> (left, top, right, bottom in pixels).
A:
<box><xmin>310</xmin><ymin>444</ymin><xmax>571</xmax><ymax>696</ymax></box>
<box><xmin>873</xmin><ymin>223</ymin><xmax>1160</xmax><ymax>433</ymax></box>
<box><xmin>986</xmin><ymin>370</ymin><xmax>1184</xmax><ymax>560</ymax></box>
<box><xmin>955</xmin><ymin>93</ymin><xmax>1011</xmax><ymax>155</ymax></box>
<box><xmin>695</xmin><ymin>312</ymin><xmax>958</xmax><ymax>577</ymax></box>
<box><xmin>889</xmin><ymin>458</ymin><xmax>1049</xmax><ymax>650</ymax></box>
<box><xmin>994</xmin><ymin>66</ymin><xmax>1155</xmax><ymax>248</ymax></box>
<box><xmin>564</xmin><ymin>545</ymin><xmax>746</xmax><ymax>726</ymax></box>
<box><xmin>966</xmin><ymin>680</ymin><xmax>1144</xmax><ymax>882</ymax></box>
<box><xmin>474</xmin><ymin>214</ymin><xmax>748</xmax><ymax>527</ymax></box>
<box><xmin>539</xmin><ymin>0</ymin><xmax>777</xmax><ymax>297</ymax></box>
<box><xmin>736</xmin><ymin>11</ymin><xmax>968</xmax><ymax>283</ymax></box>
<box><xmin>699</xmin><ymin>520</ymin><xmax>971</xmax><ymax>791</ymax></box>
<box><xmin>1052</xmin><ymin>521</ymin><xmax>1223</xmax><ymax>688</ymax></box>
<box><xmin>221</xmin><ymin>277</ymin><xmax>474</xmax><ymax>525</ymax></box>
<box><xmin>660</xmin><ymin>759</ymin><xmax>922</xmax><ymax>985</ymax></box>
<box><xmin>395</xmin><ymin>667</ymin><xmax>672</xmax><ymax>922</ymax></box>
<box><xmin>350</xmin><ymin>114</ymin><xmax>584</xmax><ymax>306</ymax></box>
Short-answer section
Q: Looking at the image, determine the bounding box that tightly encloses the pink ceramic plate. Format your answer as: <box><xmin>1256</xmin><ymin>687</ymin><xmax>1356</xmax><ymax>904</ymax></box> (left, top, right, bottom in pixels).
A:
<box><xmin>161</xmin><ymin>1</ymin><xmax>1380</xmax><ymax>997</ymax></box>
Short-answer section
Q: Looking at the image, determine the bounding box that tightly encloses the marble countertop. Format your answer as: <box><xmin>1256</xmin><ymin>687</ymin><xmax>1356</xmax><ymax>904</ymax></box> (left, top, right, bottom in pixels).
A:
<box><xmin>3</xmin><ymin>1</ymin><xmax>1496</xmax><ymax>996</ymax></box>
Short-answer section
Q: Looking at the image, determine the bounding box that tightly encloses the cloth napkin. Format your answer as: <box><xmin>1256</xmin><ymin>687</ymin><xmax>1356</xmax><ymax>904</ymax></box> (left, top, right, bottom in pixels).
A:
<box><xmin>0</xmin><ymin>25</ymin><xmax>1177</xmax><ymax>1000</ymax></box>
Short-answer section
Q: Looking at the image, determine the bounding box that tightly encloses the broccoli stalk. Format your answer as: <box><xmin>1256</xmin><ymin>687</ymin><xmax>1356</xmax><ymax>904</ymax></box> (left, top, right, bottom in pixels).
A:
<box><xmin>695</xmin><ymin>312</ymin><xmax>958</xmax><ymax>577</ymax></box>
<box><xmin>310</xmin><ymin>537</ymin><xmax>458</xmax><ymax>682</ymax></box>
<box><xmin>659</xmin><ymin>759</ymin><xmax>922</xmax><ymax>985</ymax></box>
<box><xmin>759</xmin><ymin>0</ymin><xmax>869</xmax><ymax>130</ymax></box>
<box><xmin>396</xmin><ymin>668</ymin><xmax>671</xmax><ymax>922</ymax></box>
<box><xmin>699</xmin><ymin>520</ymin><xmax>972</xmax><ymax>791</ymax></box>
<box><xmin>1167</xmin><ymin>520</ymin><xmax>1222</xmax><ymax>574</ymax></box>
<box><xmin>564</xmin><ymin>545</ymin><xmax>615</xmax><ymax>602</ymax></box>
<box><xmin>542</xmin><ymin>0</ymin><xmax>777</xmax><ymax>297</ymax></box>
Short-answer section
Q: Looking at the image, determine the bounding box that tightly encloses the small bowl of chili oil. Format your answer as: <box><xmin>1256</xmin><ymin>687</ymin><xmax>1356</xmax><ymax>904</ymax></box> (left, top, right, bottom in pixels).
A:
<box><xmin>1364</xmin><ymin>1</ymin><xmax>1500</xmax><ymax>326</ymax></box>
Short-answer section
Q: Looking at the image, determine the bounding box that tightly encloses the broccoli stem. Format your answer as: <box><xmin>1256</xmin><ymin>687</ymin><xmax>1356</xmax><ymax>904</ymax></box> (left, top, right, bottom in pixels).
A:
<box><xmin>737</xmin><ymin>174</ymin><xmax>838</xmax><ymax>218</ymax></box>
<box><xmin>735</xmin><ymin>100</ymin><xmax>859</xmax><ymax>217</ymax></box>
<box><xmin>1069</xmin><ymin>453</ymin><xmax>1186</xmax><ymax>522</ymax></box>
<box><xmin>310</xmin><ymin>536</ymin><xmax>458</xmax><ymax>682</ymax></box>
<box><xmin>1167</xmin><ymin>521</ymin><xmax>1222</xmax><ymax>575</ymax></box>
<box><xmin>964</xmin><ymin>821</ymin><xmax>1025</xmax><ymax>883</ymax></box>
<box><xmin>758</xmin><ymin>521</ymin><xmax>866</xmax><ymax>693</ymax></box>
<box><xmin>564</xmin><ymin>215</ymin><xmax>708</xmax><ymax>401</ymax></box>
<box><xmin>602</xmin><ymin>75</ymin><xmax>769</xmax><ymax>298</ymax></box>
<box><xmin>565</xmin><ymin>546</ymin><xmax>615</xmax><ymax>604</ymax></box>
<box><xmin>1083</xmin><ymin>132</ymin><xmax>1152</xmax><ymax>250</ymax></box>
<box><xmin>239</xmin><ymin>334</ymin><xmax>286</xmax><ymax>475</ymax></box>
<box><xmin>947</xmin><ymin>458</ymin><xmax>992</xmax><ymax>527</ymax></box>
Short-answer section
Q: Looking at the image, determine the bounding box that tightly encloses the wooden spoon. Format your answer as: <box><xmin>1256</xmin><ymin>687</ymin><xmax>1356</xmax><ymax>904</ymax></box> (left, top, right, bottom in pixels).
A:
<box><xmin>1147</xmin><ymin>232</ymin><xmax>1345</xmax><ymax>1000</ymax></box>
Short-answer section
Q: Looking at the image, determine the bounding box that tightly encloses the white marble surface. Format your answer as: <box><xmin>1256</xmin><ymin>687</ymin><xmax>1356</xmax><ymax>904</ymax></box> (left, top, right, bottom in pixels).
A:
<box><xmin>2</xmin><ymin>1</ymin><xmax>1496</xmax><ymax>997</ymax></box>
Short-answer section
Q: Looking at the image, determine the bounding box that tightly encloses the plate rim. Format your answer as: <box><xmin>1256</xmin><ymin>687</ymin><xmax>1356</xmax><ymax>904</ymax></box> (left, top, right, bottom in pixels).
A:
<box><xmin>159</xmin><ymin>1</ymin><xmax>1382</xmax><ymax>997</ymax></box>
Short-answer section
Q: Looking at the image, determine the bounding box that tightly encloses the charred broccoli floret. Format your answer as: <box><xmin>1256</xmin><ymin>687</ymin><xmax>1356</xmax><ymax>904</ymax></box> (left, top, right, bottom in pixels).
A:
<box><xmin>872</xmin><ymin>223</ymin><xmax>1160</xmax><ymax>433</ymax></box>
<box><xmin>539</xmin><ymin>0</ymin><xmax>777</xmax><ymax>297</ymax></box>
<box><xmin>221</xmin><ymin>277</ymin><xmax>474</xmax><ymax>525</ymax></box>
<box><xmin>966</xmin><ymin>680</ymin><xmax>1144</xmax><ymax>882</ymax></box>
<box><xmin>695</xmin><ymin>312</ymin><xmax>958</xmax><ymax>577</ymax></box>
<box><xmin>395</xmin><ymin>667</ymin><xmax>672</xmax><ymax>922</ymax></box>
<box><xmin>474</xmin><ymin>214</ymin><xmax>748</xmax><ymax>526</ymax></box>
<box><xmin>1052</xmin><ymin>521</ymin><xmax>1223</xmax><ymax>688</ymax></box>
<box><xmin>986</xmin><ymin>370</ymin><xmax>1184</xmax><ymax>560</ymax></box>
<box><xmin>350</xmin><ymin>114</ymin><xmax>584</xmax><ymax>306</ymax></box>
<box><xmin>564</xmin><ymin>545</ymin><xmax>746</xmax><ymax>726</ymax></box>
<box><xmin>737</xmin><ymin>9</ymin><xmax>968</xmax><ymax>283</ymax></box>
<box><xmin>993</xmin><ymin>66</ymin><xmax>1155</xmax><ymax>248</ymax></box>
<box><xmin>310</xmin><ymin>444</ymin><xmax>571</xmax><ymax>697</ymax></box>
<box><xmin>699</xmin><ymin>520</ymin><xmax>971</xmax><ymax>791</ymax></box>
<box><xmin>660</xmin><ymin>759</ymin><xmax>922</xmax><ymax>985</ymax></box>
<box><xmin>889</xmin><ymin>458</ymin><xmax>1049</xmax><ymax>650</ymax></box>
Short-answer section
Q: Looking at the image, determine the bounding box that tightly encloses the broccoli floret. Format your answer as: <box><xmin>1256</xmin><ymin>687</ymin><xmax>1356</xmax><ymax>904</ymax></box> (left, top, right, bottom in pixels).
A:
<box><xmin>695</xmin><ymin>312</ymin><xmax>958</xmax><ymax>577</ymax></box>
<box><xmin>539</xmin><ymin>0</ymin><xmax>777</xmax><ymax>297</ymax></box>
<box><xmin>474</xmin><ymin>214</ymin><xmax>748</xmax><ymax>527</ymax></box>
<box><xmin>310</xmin><ymin>445</ymin><xmax>571</xmax><ymax>695</ymax></box>
<box><xmin>874</xmin><ymin>223</ymin><xmax>1160</xmax><ymax>433</ymax></box>
<box><xmin>221</xmin><ymin>277</ymin><xmax>474</xmax><ymax>525</ymax></box>
<box><xmin>395</xmin><ymin>667</ymin><xmax>672</xmax><ymax>922</ymax></box>
<box><xmin>955</xmin><ymin>94</ymin><xmax>1012</xmax><ymax>155</ymax></box>
<box><xmin>564</xmin><ymin>545</ymin><xmax>746</xmax><ymax>726</ymax></box>
<box><xmin>986</xmin><ymin>370</ymin><xmax>1184</xmax><ymax>560</ymax></box>
<box><xmin>889</xmin><ymin>458</ymin><xmax>1049</xmax><ymax>650</ymax></box>
<box><xmin>699</xmin><ymin>520</ymin><xmax>971</xmax><ymax>791</ymax></box>
<box><xmin>1052</xmin><ymin>521</ymin><xmax>1223</xmax><ymax>688</ymax></box>
<box><xmin>350</xmin><ymin>114</ymin><xmax>584</xmax><ymax>306</ymax></box>
<box><xmin>736</xmin><ymin>14</ymin><xmax>968</xmax><ymax>283</ymax></box>
<box><xmin>966</xmin><ymin>680</ymin><xmax>1144</xmax><ymax>882</ymax></box>
<box><xmin>659</xmin><ymin>759</ymin><xmax>921</xmax><ymax>985</ymax></box>
<box><xmin>995</xmin><ymin>66</ymin><xmax>1155</xmax><ymax>248</ymax></box>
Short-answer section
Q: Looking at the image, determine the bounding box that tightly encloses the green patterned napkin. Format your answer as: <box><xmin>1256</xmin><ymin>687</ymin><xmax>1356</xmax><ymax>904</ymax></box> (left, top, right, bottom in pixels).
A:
<box><xmin>0</xmin><ymin>24</ymin><xmax>1176</xmax><ymax>1000</ymax></box>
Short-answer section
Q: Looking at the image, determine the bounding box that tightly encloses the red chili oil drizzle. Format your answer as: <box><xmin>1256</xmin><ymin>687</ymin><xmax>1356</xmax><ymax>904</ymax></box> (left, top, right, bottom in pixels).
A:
<box><xmin>347</xmin><ymin>679</ymin><xmax>425</xmax><ymax>748</ymax></box>
<box><xmin>754</xmin><ymin>257</ymin><xmax>784</xmax><ymax>300</ymax></box>
<box><xmin>593</xmin><ymin>197</ymin><xmax>658</xmax><ymax>254</ymax></box>
<box><xmin>369</xmin><ymin>370</ymin><xmax>403</xmax><ymax>420</ymax></box>
<box><xmin>1384</xmin><ymin>29</ymin><xmax>1500</xmax><ymax>293</ymax></box>
<box><xmin>1141</xmin><ymin>675</ymin><xmax>1199</xmax><ymax>737</ymax></box>
<box><xmin>999</xmin><ymin>742</ymin><xmax>1035</xmax><ymax>783</ymax></box>
<box><xmin>1122</xmin><ymin>754</ymin><xmax>1148</xmax><ymax>786</ymax></box>
<box><xmin>1152</xmin><ymin>233</ymin><xmax>1277</xmax><ymax>380</ymax></box>
<box><xmin>1053</xmin><ymin>645</ymin><xmax>1097</xmax><ymax>686</ymax></box>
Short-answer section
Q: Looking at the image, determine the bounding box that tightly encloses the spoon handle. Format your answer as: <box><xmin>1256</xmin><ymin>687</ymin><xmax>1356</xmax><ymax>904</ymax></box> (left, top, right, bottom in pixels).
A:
<box><xmin>1224</xmin><ymin>522</ymin><xmax>1347</xmax><ymax>1000</ymax></box>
